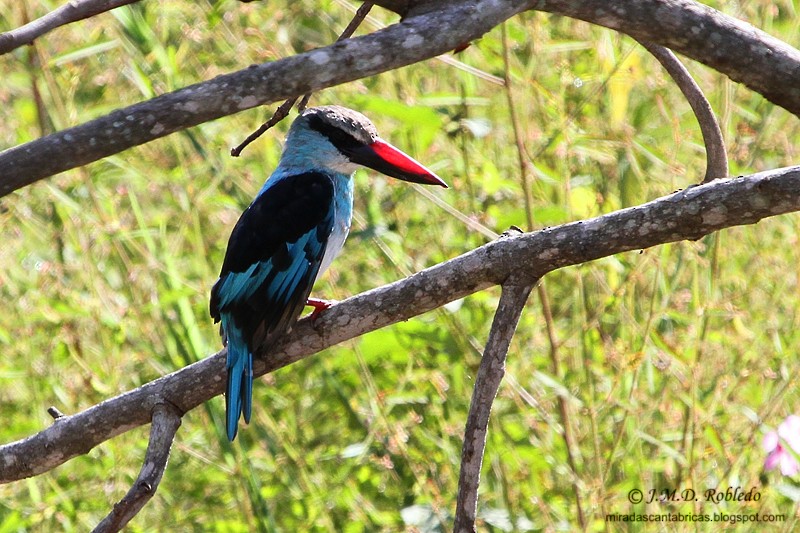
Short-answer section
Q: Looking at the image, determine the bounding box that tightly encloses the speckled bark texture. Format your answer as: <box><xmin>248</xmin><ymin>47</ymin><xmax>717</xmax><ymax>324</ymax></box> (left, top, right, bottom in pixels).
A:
<box><xmin>0</xmin><ymin>0</ymin><xmax>535</xmax><ymax>197</ymax></box>
<box><xmin>454</xmin><ymin>282</ymin><xmax>534</xmax><ymax>533</ymax></box>
<box><xmin>2</xmin><ymin>0</ymin><xmax>800</xmax><ymax>196</ymax></box>
<box><xmin>92</xmin><ymin>404</ymin><xmax>182</xmax><ymax>533</ymax></box>
<box><xmin>2</xmin><ymin>166</ymin><xmax>798</xmax><ymax>483</ymax></box>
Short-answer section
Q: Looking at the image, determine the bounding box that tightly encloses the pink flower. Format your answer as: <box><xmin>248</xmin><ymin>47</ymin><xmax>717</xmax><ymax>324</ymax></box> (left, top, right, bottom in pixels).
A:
<box><xmin>764</xmin><ymin>415</ymin><xmax>800</xmax><ymax>476</ymax></box>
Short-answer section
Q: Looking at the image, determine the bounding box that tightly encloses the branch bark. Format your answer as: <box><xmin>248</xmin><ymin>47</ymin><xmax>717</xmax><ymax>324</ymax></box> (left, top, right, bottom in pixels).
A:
<box><xmin>0</xmin><ymin>0</ymin><xmax>534</xmax><ymax>197</ymax></box>
<box><xmin>92</xmin><ymin>403</ymin><xmax>182</xmax><ymax>533</ymax></box>
<box><xmin>0</xmin><ymin>0</ymin><xmax>138</xmax><ymax>55</ymax></box>
<box><xmin>454</xmin><ymin>278</ymin><xmax>533</xmax><ymax>533</ymax></box>
<box><xmin>1</xmin><ymin>0</ymin><xmax>800</xmax><ymax>197</ymax></box>
<box><xmin>2</xmin><ymin>166</ymin><xmax>799</xmax><ymax>483</ymax></box>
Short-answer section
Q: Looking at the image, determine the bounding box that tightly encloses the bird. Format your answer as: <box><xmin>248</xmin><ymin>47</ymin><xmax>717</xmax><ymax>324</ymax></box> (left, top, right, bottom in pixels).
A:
<box><xmin>210</xmin><ymin>105</ymin><xmax>447</xmax><ymax>441</ymax></box>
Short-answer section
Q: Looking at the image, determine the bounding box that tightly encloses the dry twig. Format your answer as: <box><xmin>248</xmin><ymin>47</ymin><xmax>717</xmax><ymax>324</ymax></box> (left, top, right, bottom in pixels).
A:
<box><xmin>230</xmin><ymin>2</ymin><xmax>375</xmax><ymax>156</ymax></box>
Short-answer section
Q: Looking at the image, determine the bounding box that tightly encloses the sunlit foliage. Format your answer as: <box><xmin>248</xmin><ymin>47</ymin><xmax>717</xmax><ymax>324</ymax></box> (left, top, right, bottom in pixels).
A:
<box><xmin>1</xmin><ymin>1</ymin><xmax>799</xmax><ymax>530</ymax></box>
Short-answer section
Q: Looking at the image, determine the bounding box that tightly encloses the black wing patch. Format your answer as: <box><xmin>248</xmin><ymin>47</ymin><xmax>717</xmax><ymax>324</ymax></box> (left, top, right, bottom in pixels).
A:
<box><xmin>210</xmin><ymin>172</ymin><xmax>335</xmax><ymax>349</ymax></box>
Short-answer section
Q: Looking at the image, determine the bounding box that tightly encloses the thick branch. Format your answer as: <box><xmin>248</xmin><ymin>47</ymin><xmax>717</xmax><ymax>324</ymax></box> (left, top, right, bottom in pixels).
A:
<box><xmin>536</xmin><ymin>0</ymin><xmax>800</xmax><ymax>118</ymax></box>
<box><xmin>3</xmin><ymin>0</ymin><xmax>800</xmax><ymax>197</ymax></box>
<box><xmin>454</xmin><ymin>280</ymin><xmax>533</xmax><ymax>533</ymax></box>
<box><xmin>1</xmin><ymin>166</ymin><xmax>798</xmax><ymax>483</ymax></box>
<box><xmin>92</xmin><ymin>403</ymin><xmax>182</xmax><ymax>533</ymax></box>
<box><xmin>638</xmin><ymin>40</ymin><xmax>728</xmax><ymax>183</ymax></box>
<box><xmin>0</xmin><ymin>0</ymin><xmax>138</xmax><ymax>55</ymax></box>
<box><xmin>0</xmin><ymin>0</ymin><xmax>534</xmax><ymax>197</ymax></box>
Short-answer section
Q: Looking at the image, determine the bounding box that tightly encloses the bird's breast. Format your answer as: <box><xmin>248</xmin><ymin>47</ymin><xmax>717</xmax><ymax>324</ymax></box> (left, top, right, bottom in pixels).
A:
<box><xmin>316</xmin><ymin>174</ymin><xmax>354</xmax><ymax>278</ymax></box>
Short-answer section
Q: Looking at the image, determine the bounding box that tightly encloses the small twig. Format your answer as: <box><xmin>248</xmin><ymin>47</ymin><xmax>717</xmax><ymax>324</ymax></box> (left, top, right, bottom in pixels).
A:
<box><xmin>0</xmin><ymin>0</ymin><xmax>138</xmax><ymax>56</ymax></box>
<box><xmin>230</xmin><ymin>97</ymin><xmax>298</xmax><ymax>156</ymax></box>
<box><xmin>47</xmin><ymin>406</ymin><xmax>66</xmax><ymax>420</ymax></box>
<box><xmin>335</xmin><ymin>1</ymin><xmax>374</xmax><ymax>42</ymax></box>
<box><xmin>297</xmin><ymin>93</ymin><xmax>313</xmax><ymax>112</ymax></box>
<box><xmin>92</xmin><ymin>403</ymin><xmax>182</xmax><ymax>533</ymax></box>
<box><xmin>454</xmin><ymin>277</ymin><xmax>533</xmax><ymax>533</ymax></box>
<box><xmin>637</xmin><ymin>40</ymin><xmax>728</xmax><ymax>183</ymax></box>
<box><xmin>230</xmin><ymin>2</ymin><xmax>374</xmax><ymax>157</ymax></box>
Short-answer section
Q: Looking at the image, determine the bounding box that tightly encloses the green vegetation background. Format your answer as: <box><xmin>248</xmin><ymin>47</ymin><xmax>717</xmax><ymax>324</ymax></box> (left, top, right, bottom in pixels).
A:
<box><xmin>1</xmin><ymin>0</ymin><xmax>799</xmax><ymax>531</ymax></box>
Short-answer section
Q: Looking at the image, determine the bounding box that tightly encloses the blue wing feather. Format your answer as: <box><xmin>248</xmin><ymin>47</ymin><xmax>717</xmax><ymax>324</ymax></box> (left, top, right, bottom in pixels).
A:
<box><xmin>211</xmin><ymin>172</ymin><xmax>336</xmax><ymax>441</ymax></box>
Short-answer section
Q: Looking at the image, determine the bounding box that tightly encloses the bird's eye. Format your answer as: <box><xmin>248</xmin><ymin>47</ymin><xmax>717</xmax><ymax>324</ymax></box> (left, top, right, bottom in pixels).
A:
<box><xmin>307</xmin><ymin>116</ymin><xmax>363</xmax><ymax>157</ymax></box>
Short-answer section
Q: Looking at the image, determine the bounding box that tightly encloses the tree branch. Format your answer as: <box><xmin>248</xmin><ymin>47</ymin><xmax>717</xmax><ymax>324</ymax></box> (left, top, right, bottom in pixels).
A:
<box><xmin>92</xmin><ymin>403</ymin><xmax>182</xmax><ymax>533</ymax></box>
<box><xmin>1</xmin><ymin>166</ymin><xmax>798</xmax><ymax>483</ymax></box>
<box><xmin>536</xmin><ymin>0</ymin><xmax>800</xmax><ymax>118</ymax></box>
<box><xmin>2</xmin><ymin>0</ymin><xmax>800</xmax><ymax>197</ymax></box>
<box><xmin>0</xmin><ymin>0</ymin><xmax>138</xmax><ymax>55</ymax></box>
<box><xmin>637</xmin><ymin>40</ymin><xmax>728</xmax><ymax>183</ymax></box>
<box><xmin>0</xmin><ymin>0</ymin><xmax>534</xmax><ymax>198</ymax></box>
<box><xmin>454</xmin><ymin>277</ymin><xmax>533</xmax><ymax>533</ymax></box>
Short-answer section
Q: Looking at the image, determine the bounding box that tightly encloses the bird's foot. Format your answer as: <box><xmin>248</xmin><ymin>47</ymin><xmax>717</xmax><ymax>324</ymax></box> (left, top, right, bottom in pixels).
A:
<box><xmin>306</xmin><ymin>297</ymin><xmax>337</xmax><ymax>324</ymax></box>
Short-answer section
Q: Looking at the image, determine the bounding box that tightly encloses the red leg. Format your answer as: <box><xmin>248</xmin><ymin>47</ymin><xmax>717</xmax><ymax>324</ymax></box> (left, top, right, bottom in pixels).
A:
<box><xmin>306</xmin><ymin>297</ymin><xmax>336</xmax><ymax>322</ymax></box>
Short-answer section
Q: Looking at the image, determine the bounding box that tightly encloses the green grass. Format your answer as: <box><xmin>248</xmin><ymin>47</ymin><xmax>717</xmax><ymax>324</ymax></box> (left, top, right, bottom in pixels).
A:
<box><xmin>1</xmin><ymin>0</ymin><xmax>800</xmax><ymax>531</ymax></box>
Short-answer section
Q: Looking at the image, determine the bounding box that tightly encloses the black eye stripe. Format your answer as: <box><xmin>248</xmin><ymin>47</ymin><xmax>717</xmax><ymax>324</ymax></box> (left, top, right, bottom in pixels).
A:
<box><xmin>306</xmin><ymin>114</ymin><xmax>365</xmax><ymax>157</ymax></box>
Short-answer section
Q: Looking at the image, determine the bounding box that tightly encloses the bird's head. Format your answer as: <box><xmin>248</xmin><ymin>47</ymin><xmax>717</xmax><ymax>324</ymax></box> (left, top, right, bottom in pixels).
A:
<box><xmin>281</xmin><ymin>105</ymin><xmax>447</xmax><ymax>188</ymax></box>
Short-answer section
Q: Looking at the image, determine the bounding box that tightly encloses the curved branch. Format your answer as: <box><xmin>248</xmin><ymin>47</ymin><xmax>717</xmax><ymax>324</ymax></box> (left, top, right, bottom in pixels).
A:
<box><xmin>3</xmin><ymin>0</ymin><xmax>800</xmax><ymax>197</ymax></box>
<box><xmin>638</xmin><ymin>40</ymin><xmax>728</xmax><ymax>183</ymax></box>
<box><xmin>0</xmin><ymin>0</ymin><xmax>534</xmax><ymax>198</ymax></box>
<box><xmin>0</xmin><ymin>0</ymin><xmax>138</xmax><ymax>55</ymax></box>
<box><xmin>1</xmin><ymin>166</ymin><xmax>798</xmax><ymax>483</ymax></box>
<box><xmin>92</xmin><ymin>403</ymin><xmax>182</xmax><ymax>533</ymax></box>
<box><xmin>536</xmin><ymin>0</ymin><xmax>800</xmax><ymax>118</ymax></box>
<box><xmin>454</xmin><ymin>279</ymin><xmax>533</xmax><ymax>533</ymax></box>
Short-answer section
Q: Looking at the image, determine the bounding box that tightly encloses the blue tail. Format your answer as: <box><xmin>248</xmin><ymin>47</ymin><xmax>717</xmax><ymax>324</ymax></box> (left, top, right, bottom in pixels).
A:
<box><xmin>222</xmin><ymin>315</ymin><xmax>253</xmax><ymax>441</ymax></box>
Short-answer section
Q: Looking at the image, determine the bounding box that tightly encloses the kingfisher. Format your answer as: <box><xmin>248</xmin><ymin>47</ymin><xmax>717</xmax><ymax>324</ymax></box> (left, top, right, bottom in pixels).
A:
<box><xmin>210</xmin><ymin>105</ymin><xmax>447</xmax><ymax>440</ymax></box>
